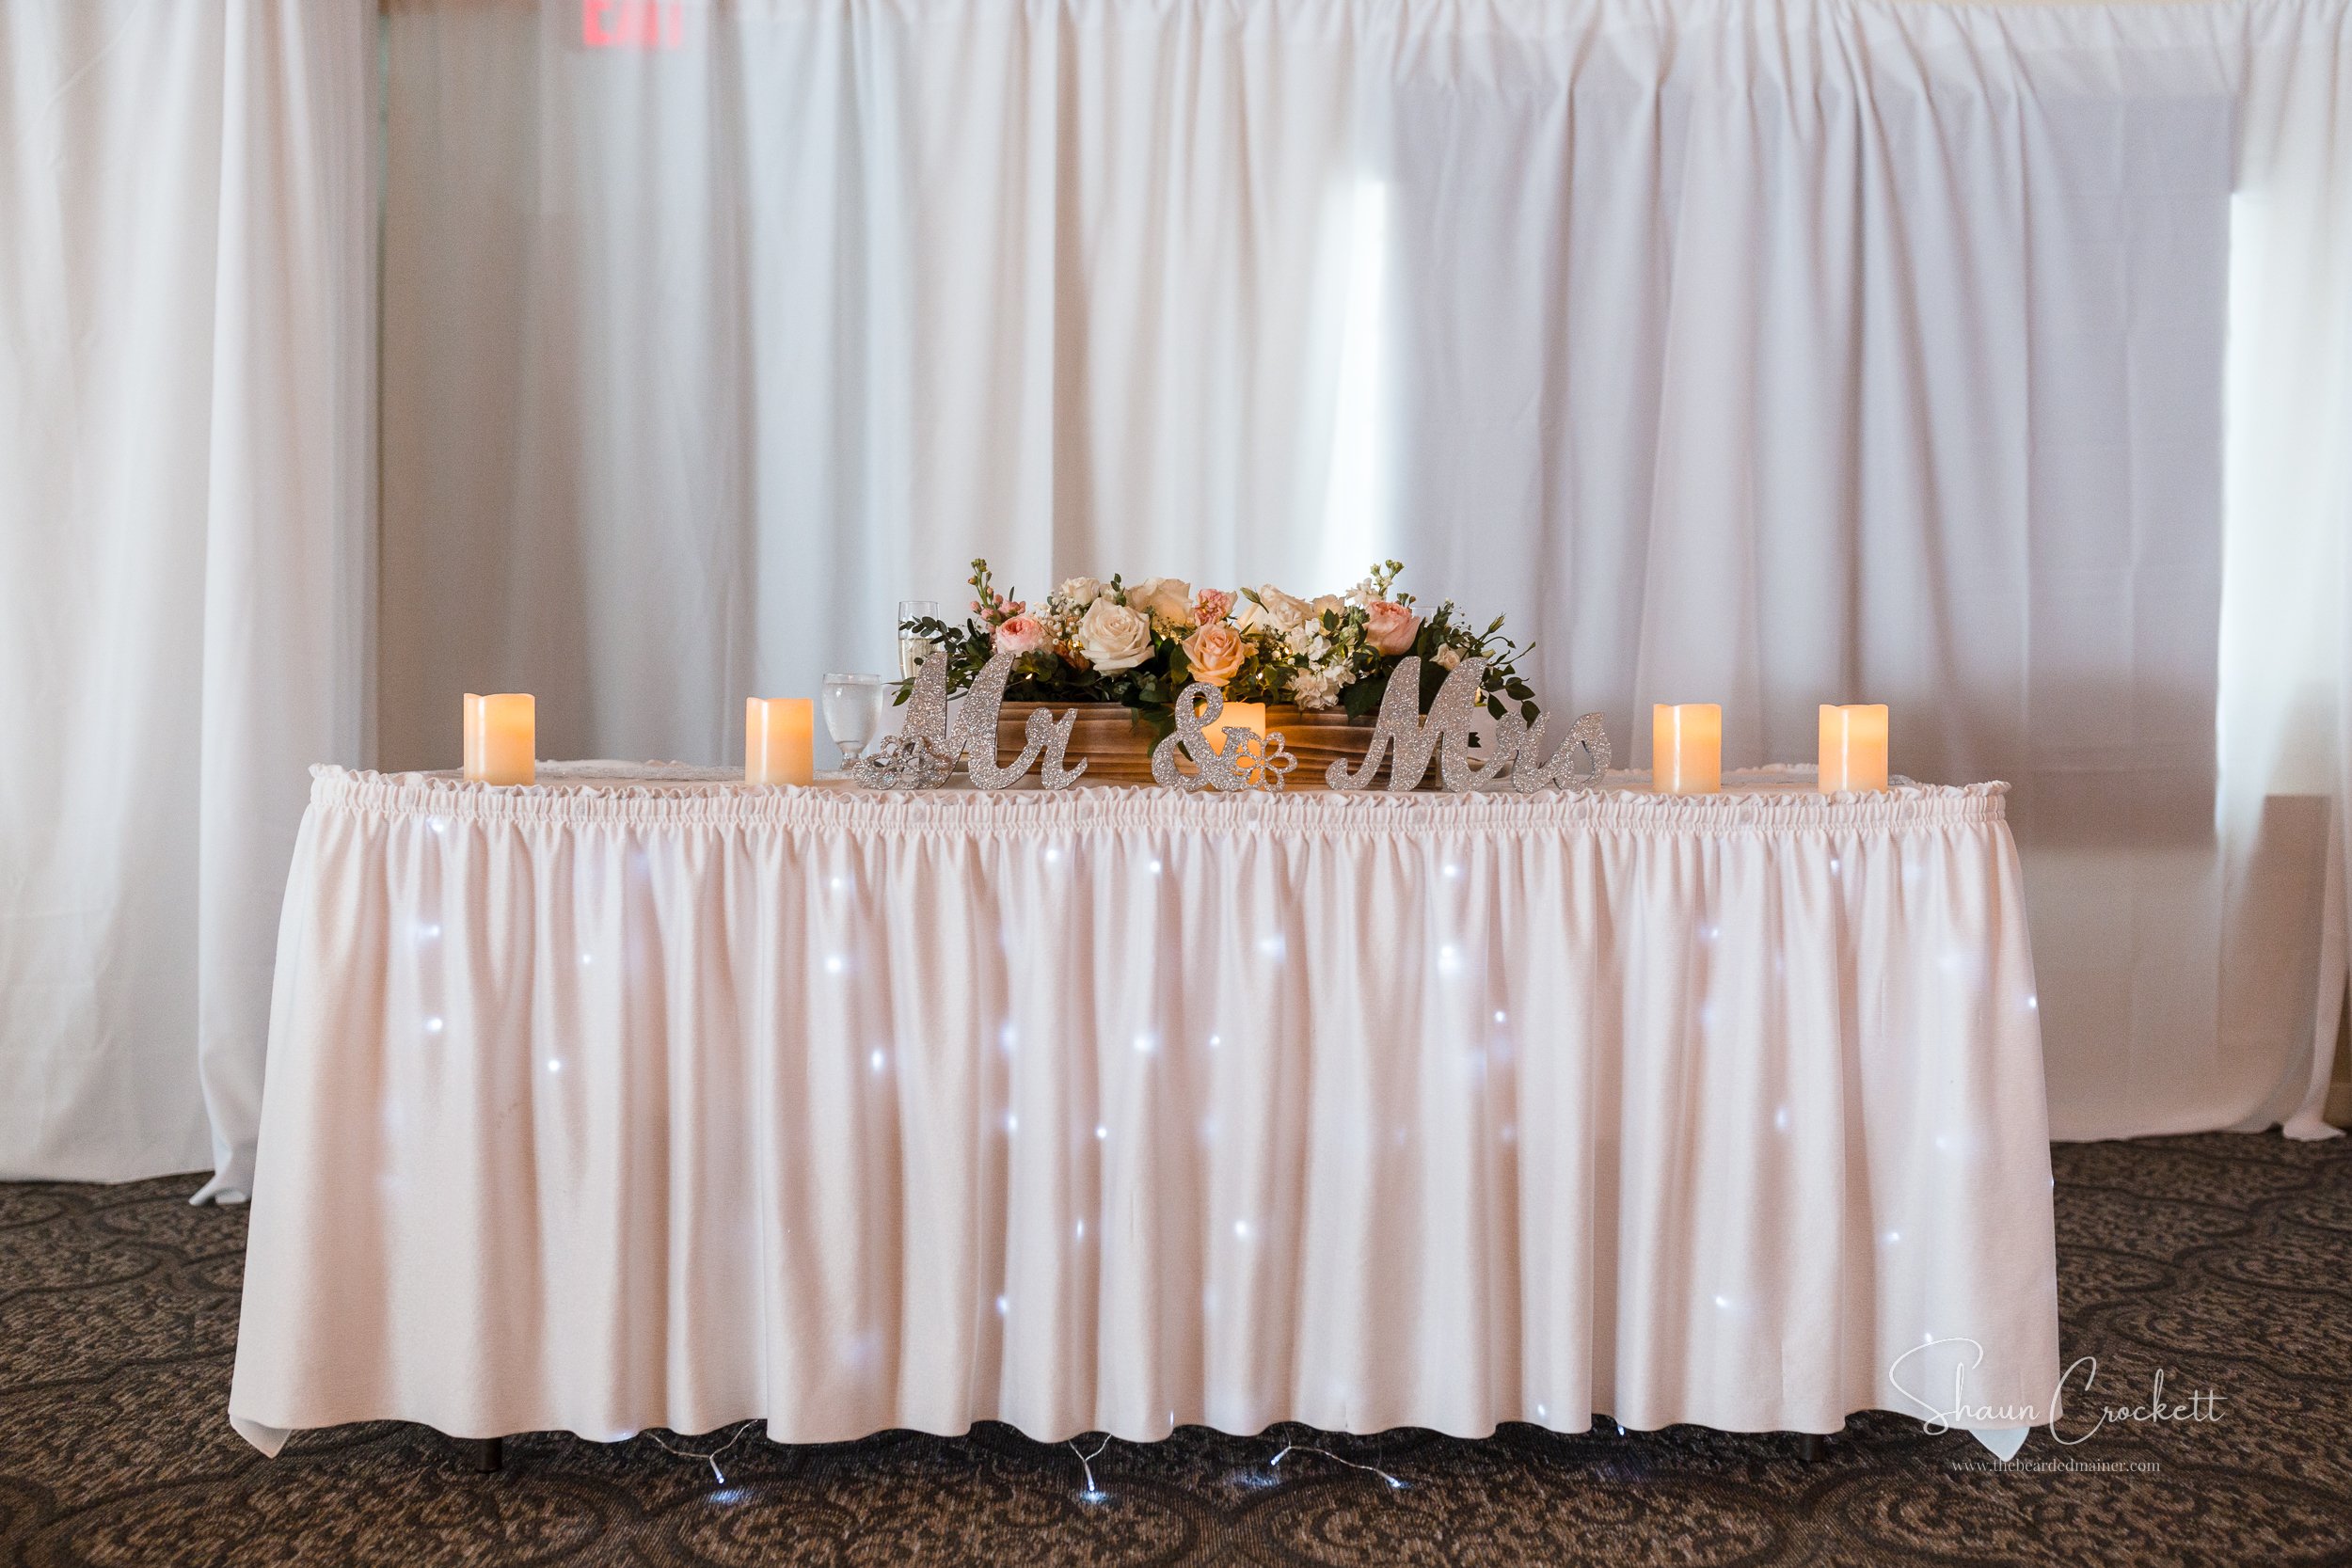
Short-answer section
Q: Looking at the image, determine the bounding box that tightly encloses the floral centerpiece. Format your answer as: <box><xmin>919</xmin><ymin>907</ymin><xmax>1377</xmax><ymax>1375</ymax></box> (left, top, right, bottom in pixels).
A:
<box><xmin>900</xmin><ymin>559</ymin><xmax>1538</xmax><ymax>727</ymax></box>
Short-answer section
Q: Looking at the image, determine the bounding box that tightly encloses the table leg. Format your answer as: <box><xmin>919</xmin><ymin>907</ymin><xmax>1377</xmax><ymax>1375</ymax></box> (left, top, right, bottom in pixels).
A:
<box><xmin>465</xmin><ymin>1436</ymin><xmax>503</xmax><ymax>1473</ymax></box>
<box><xmin>1798</xmin><ymin>1433</ymin><xmax>1825</xmax><ymax>1463</ymax></box>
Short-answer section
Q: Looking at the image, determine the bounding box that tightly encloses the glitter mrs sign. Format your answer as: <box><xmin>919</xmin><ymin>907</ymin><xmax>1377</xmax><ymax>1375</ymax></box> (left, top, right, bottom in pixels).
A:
<box><xmin>851</xmin><ymin>648</ymin><xmax>1608</xmax><ymax>794</ymax></box>
<box><xmin>1323</xmin><ymin>656</ymin><xmax>1611</xmax><ymax>793</ymax></box>
<box><xmin>850</xmin><ymin>647</ymin><xmax>1087</xmax><ymax>790</ymax></box>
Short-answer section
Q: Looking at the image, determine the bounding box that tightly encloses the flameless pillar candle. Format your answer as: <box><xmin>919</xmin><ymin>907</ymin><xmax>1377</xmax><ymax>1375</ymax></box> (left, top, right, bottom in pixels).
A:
<box><xmin>746</xmin><ymin>698</ymin><xmax>815</xmax><ymax>785</ymax></box>
<box><xmin>464</xmin><ymin>693</ymin><xmax>534</xmax><ymax>785</ymax></box>
<box><xmin>1652</xmin><ymin>704</ymin><xmax>1722</xmax><ymax>794</ymax></box>
<box><xmin>1819</xmin><ymin>704</ymin><xmax>1890</xmax><ymax>792</ymax></box>
<box><xmin>1205</xmin><ymin>702</ymin><xmax>1264</xmax><ymax>757</ymax></box>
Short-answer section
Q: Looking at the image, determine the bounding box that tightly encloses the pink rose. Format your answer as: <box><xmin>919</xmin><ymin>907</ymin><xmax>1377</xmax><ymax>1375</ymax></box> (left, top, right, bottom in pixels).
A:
<box><xmin>993</xmin><ymin>614</ymin><xmax>1048</xmax><ymax>655</ymax></box>
<box><xmin>1193</xmin><ymin>588</ymin><xmax>1235</xmax><ymax>626</ymax></box>
<box><xmin>1181</xmin><ymin>620</ymin><xmax>1248</xmax><ymax>686</ymax></box>
<box><xmin>1363</xmin><ymin>599</ymin><xmax>1420</xmax><ymax>656</ymax></box>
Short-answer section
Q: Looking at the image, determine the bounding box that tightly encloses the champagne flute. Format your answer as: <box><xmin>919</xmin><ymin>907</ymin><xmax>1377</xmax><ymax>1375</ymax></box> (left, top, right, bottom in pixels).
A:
<box><xmin>822</xmin><ymin>673</ymin><xmax>889</xmax><ymax>766</ymax></box>
<box><xmin>898</xmin><ymin>599</ymin><xmax>939</xmax><ymax>679</ymax></box>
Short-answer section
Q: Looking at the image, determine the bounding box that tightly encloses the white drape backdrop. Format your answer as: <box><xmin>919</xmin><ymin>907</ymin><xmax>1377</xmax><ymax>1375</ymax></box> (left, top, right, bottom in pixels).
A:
<box><xmin>0</xmin><ymin>0</ymin><xmax>373</xmax><ymax>1187</ymax></box>
<box><xmin>374</xmin><ymin>0</ymin><xmax>2352</xmax><ymax>1151</ymax></box>
<box><xmin>4</xmin><ymin>0</ymin><xmax>2349</xmax><ymax>1186</ymax></box>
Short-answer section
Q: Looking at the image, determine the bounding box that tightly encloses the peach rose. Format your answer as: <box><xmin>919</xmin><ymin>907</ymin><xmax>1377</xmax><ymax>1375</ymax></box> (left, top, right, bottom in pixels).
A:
<box><xmin>1363</xmin><ymin>599</ymin><xmax>1420</xmax><ymax>656</ymax></box>
<box><xmin>994</xmin><ymin>614</ymin><xmax>1048</xmax><ymax>655</ymax></box>
<box><xmin>1181</xmin><ymin>621</ymin><xmax>1247</xmax><ymax>686</ymax></box>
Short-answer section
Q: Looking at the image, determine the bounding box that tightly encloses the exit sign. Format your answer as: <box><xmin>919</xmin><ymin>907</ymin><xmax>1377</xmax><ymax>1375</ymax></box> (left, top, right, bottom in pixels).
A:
<box><xmin>581</xmin><ymin>0</ymin><xmax>686</xmax><ymax>50</ymax></box>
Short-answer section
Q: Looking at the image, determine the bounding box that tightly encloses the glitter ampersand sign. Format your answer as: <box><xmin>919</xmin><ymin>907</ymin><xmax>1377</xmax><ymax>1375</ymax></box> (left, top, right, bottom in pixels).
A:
<box><xmin>1151</xmin><ymin>685</ymin><xmax>1274</xmax><ymax>793</ymax></box>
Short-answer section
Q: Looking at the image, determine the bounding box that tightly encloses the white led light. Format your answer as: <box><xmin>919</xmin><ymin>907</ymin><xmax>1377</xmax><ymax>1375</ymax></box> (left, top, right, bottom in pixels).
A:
<box><xmin>995</xmin><ymin>1294</ymin><xmax>1009</xmax><ymax>1316</ymax></box>
<box><xmin>423</xmin><ymin>1016</ymin><xmax>444</xmax><ymax>1034</ymax></box>
<box><xmin>1493</xmin><ymin>1010</ymin><xmax>1507</xmax><ymax>1024</ymax></box>
<box><xmin>1233</xmin><ymin>1220</ymin><xmax>1252</xmax><ymax>1240</ymax></box>
<box><xmin>547</xmin><ymin>1059</ymin><xmax>562</xmax><ymax>1073</ymax></box>
<box><xmin>1094</xmin><ymin>1124</ymin><xmax>1108</xmax><ymax>1141</ymax></box>
<box><xmin>824</xmin><ymin>954</ymin><xmax>846</xmax><ymax>974</ymax></box>
<box><xmin>869</xmin><ymin>1049</ymin><xmax>886</xmax><ymax>1073</ymax></box>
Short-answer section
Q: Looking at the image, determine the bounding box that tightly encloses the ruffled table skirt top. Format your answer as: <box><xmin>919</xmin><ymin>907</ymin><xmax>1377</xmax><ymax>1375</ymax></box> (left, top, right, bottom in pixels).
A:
<box><xmin>230</xmin><ymin>764</ymin><xmax>2059</xmax><ymax>1457</ymax></box>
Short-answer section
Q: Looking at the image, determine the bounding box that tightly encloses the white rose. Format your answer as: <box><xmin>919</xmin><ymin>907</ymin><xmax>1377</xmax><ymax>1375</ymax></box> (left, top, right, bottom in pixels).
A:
<box><xmin>1074</xmin><ymin>598</ymin><xmax>1154</xmax><ymax>673</ymax></box>
<box><xmin>1057</xmin><ymin>577</ymin><xmax>1104</xmax><ymax>608</ymax></box>
<box><xmin>1310</xmin><ymin>594</ymin><xmax>1345</xmax><ymax>622</ymax></box>
<box><xmin>1125</xmin><ymin>577</ymin><xmax>1196</xmax><ymax>627</ymax></box>
<box><xmin>1244</xmin><ymin>586</ymin><xmax>1315</xmax><ymax>631</ymax></box>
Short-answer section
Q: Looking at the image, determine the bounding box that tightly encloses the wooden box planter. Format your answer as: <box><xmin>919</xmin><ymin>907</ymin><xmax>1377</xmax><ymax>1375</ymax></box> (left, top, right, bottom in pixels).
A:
<box><xmin>998</xmin><ymin>702</ymin><xmax>1380</xmax><ymax>786</ymax></box>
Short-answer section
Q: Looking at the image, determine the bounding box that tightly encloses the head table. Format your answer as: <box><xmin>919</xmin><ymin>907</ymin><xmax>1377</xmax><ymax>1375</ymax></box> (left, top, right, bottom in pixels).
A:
<box><xmin>230</xmin><ymin>762</ymin><xmax>2058</xmax><ymax>1460</ymax></box>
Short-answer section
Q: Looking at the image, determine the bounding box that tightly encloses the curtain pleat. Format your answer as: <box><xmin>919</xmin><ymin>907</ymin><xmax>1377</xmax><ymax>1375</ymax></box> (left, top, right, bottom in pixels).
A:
<box><xmin>0</xmin><ymin>0</ymin><xmax>373</xmax><ymax>1187</ymax></box>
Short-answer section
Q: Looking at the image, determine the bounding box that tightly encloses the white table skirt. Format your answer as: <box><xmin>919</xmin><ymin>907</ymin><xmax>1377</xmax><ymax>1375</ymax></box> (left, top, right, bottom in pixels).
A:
<box><xmin>230</xmin><ymin>763</ymin><xmax>2059</xmax><ymax>1457</ymax></box>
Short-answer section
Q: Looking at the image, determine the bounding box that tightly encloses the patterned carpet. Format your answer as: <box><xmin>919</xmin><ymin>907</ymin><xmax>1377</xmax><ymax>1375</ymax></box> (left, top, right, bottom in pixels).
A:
<box><xmin>3</xmin><ymin>1133</ymin><xmax>2350</xmax><ymax>1566</ymax></box>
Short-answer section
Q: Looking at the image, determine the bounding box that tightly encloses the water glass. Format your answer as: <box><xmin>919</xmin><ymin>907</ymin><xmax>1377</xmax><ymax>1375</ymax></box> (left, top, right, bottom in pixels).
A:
<box><xmin>821</xmin><ymin>673</ymin><xmax>891</xmax><ymax>766</ymax></box>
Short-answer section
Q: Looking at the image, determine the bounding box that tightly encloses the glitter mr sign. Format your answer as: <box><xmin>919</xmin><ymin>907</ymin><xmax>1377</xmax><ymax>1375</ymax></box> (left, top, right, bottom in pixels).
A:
<box><xmin>850</xmin><ymin>647</ymin><xmax>1086</xmax><ymax>791</ymax></box>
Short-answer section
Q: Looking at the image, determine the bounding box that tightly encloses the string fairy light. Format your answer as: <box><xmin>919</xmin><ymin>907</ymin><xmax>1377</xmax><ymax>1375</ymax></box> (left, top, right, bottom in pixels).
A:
<box><xmin>1269</xmin><ymin>1439</ymin><xmax>1406</xmax><ymax>1491</ymax></box>
<box><xmin>642</xmin><ymin>1420</ymin><xmax>757</xmax><ymax>1485</ymax></box>
<box><xmin>1070</xmin><ymin>1434</ymin><xmax>1114</xmax><ymax>1503</ymax></box>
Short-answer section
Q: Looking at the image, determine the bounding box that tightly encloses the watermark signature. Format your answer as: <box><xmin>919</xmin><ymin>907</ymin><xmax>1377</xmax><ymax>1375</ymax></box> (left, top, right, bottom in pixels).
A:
<box><xmin>1890</xmin><ymin>1338</ymin><xmax>2223</xmax><ymax>1449</ymax></box>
